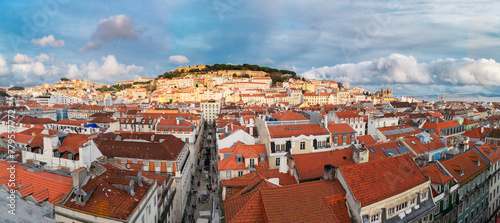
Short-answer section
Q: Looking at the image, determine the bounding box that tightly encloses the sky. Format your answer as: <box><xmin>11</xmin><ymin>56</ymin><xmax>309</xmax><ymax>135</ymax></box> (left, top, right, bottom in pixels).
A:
<box><xmin>1</xmin><ymin>0</ymin><xmax>500</xmax><ymax>96</ymax></box>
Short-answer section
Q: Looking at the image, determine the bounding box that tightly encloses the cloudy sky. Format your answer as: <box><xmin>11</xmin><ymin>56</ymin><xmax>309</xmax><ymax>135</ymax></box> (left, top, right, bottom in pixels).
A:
<box><xmin>1</xmin><ymin>0</ymin><xmax>500</xmax><ymax>95</ymax></box>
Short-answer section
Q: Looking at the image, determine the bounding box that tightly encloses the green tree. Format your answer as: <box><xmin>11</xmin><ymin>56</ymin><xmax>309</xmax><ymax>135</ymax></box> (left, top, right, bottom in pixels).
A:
<box><xmin>60</xmin><ymin>78</ymin><xmax>70</xmax><ymax>81</ymax></box>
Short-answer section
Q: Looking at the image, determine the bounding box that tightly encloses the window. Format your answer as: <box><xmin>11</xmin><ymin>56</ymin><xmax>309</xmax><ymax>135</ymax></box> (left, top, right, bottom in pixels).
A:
<box><xmin>300</xmin><ymin>141</ymin><xmax>306</xmax><ymax>150</ymax></box>
<box><xmin>259</xmin><ymin>154</ymin><xmax>265</xmax><ymax>163</ymax></box>
<box><xmin>444</xmin><ymin>197</ymin><xmax>448</xmax><ymax>209</ymax></box>
<box><xmin>249</xmin><ymin>159</ymin><xmax>255</xmax><ymax>168</ymax></box>
<box><xmin>421</xmin><ymin>190</ymin><xmax>428</xmax><ymax>201</ymax></box>
<box><xmin>227</xmin><ymin>187</ymin><xmax>232</xmax><ymax>194</ymax></box>
<box><xmin>276</xmin><ymin>157</ymin><xmax>280</xmax><ymax>167</ymax></box>
<box><xmin>410</xmin><ymin>197</ymin><xmax>416</xmax><ymax>206</ymax></box>
<box><xmin>388</xmin><ymin>207</ymin><xmax>395</xmax><ymax>216</ymax></box>
<box><xmin>149</xmin><ymin>204</ymin><xmax>151</xmax><ymax>215</ymax></box>
<box><xmin>371</xmin><ymin>214</ymin><xmax>379</xmax><ymax>223</ymax></box>
<box><xmin>238</xmin><ymin>170</ymin><xmax>243</xmax><ymax>177</ymax></box>
<box><xmin>434</xmin><ymin>205</ymin><xmax>440</xmax><ymax>215</ymax></box>
<box><xmin>396</xmin><ymin>202</ymin><xmax>408</xmax><ymax>212</ymax></box>
<box><xmin>226</xmin><ymin>171</ymin><xmax>232</xmax><ymax>178</ymax></box>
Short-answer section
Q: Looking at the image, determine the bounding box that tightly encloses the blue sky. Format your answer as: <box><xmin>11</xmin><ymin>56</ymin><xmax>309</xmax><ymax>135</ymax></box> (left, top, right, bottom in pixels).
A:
<box><xmin>1</xmin><ymin>0</ymin><xmax>500</xmax><ymax>96</ymax></box>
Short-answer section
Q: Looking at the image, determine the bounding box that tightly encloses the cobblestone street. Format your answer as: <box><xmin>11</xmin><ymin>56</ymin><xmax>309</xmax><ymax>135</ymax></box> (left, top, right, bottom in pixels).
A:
<box><xmin>185</xmin><ymin>126</ymin><xmax>221</xmax><ymax>223</ymax></box>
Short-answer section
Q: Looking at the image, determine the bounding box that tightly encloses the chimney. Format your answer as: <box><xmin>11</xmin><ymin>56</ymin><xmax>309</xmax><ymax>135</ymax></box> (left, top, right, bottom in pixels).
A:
<box><xmin>324</xmin><ymin>114</ymin><xmax>328</xmax><ymax>128</ymax></box>
<box><xmin>72</xmin><ymin>167</ymin><xmax>89</xmax><ymax>189</ymax></box>
<box><xmin>43</xmin><ymin>135</ymin><xmax>58</xmax><ymax>155</ymax></box>
<box><xmin>323</xmin><ymin>164</ymin><xmax>336</xmax><ymax>180</ymax></box>
<box><xmin>97</xmin><ymin>156</ymin><xmax>108</xmax><ymax>164</ymax></box>
<box><xmin>481</xmin><ymin>127</ymin><xmax>484</xmax><ymax>133</ymax></box>
<box><xmin>353</xmin><ymin>144</ymin><xmax>369</xmax><ymax>164</ymax></box>
<box><xmin>249</xmin><ymin>127</ymin><xmax>254</xmax><ymax>136</ymax></box>
<box><xmin>278</xmin><ymin>157</ymin><xmax>288</xmax><ymax>173</ymax></box>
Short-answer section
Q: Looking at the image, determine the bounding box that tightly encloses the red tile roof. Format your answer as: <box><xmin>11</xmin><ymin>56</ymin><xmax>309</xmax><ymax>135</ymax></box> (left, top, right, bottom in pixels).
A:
<box><xmin>421</xmin><ymin>164</ymin><xmax>453</xmax><ymax>184</ymax></box>
<box><xmin>339</xmin><ymin>154</ymin><xmax>428</xmax><ymax>207</ymax></box>
<box><xmin>327</xmin><ymin>123</ymin><xmax>355</xmax><ymax>134</ymax></box>
<box><xmin>365</xmin><ymin>141</ymin><xmax>414</xmax><ymax>161</ymax></box>
<box><xmin>60</xmin><ymin>163</ymin><xmax>151</xmax><ymax>220</ymax></box>
<box><xmin>268</xmin><ymin>124</ymin><xmax>329</xmax><ymax>138</ymax></box>
<box><xmin>462</xmin><ymin>118</ymin><xmax>477</xmax><ymax>126</ymax></box>
<box><xmin>91</xmin><ymin>116</ymin><xmax>117</xmax><ymax>123</ymax></box>
<box><xmin>334</xmin><ymin>110</ymin><xmax>364</xmax><ymax>119</ymax></box>
<box><xmin>357</xmin><ymin>135</ymin><xmax>379</xmax><ymax>145</ymax></box>
<box><xmin>0</xmin><ymin>132</ymin><xmax>34</xmax><ymax>144</ymax></box>
<box><xmin>440</xmin><ymin>149</ymin><xmax>489</xmax><ymax>185</ymax></box>
<box><xmin>271</xmin><ymin>111</ymin><xmax>308</xmax><ymax>121</ymax></box>
<box><xmin>16</xmin><ymin>116</ymin><xmax>55</xmax><ymax>125</ymax></box>
<box><xmin>462</xmin><ymin>127</ymin><xmax>490</xmax><ymax>140</ymax></box>
<box><xmin>56</xmin><ymin>133</ymin><xmax>91</xmax><ymax>155</ymax></box>
<box><xmin>54</xmin><ymin>119</ymin><xmax>89</xmax><ymax>126</ymax></box>
<box><xmin>404</xmin><ymin>134</ymin><xmax>446</xmax><ymax>154</ymax></box>
<box><xmin>292</xmin><ymin>148</ymin><xmax>355</xmax><ymax>180</ymax></box>
<box><xmin>422</xmin><ymin>120</ymin><xmax>461</xmax><ymax>136</ymax></box>
<box><xmin>475</xmin><ymin>143</ymin><xmax>500</xmax><ymax>164</ymax></box>
<box><xmin>218</xmin><ymin>142</ymin><xmax>268</xmax><ymax>171</ymax></box>
<box><xmin>224</xmin><ymin>180</ymin><xmax>346</xmax><ymax>223</ymax></box>
<box><xmin>95</xmin><ymin>135</ymin><xmax>185</xmax><ymax>161</ymax></box>
<box><xmin>0</xmin><ymin>161</ymin><xmax>72</xmax><ymax>203</ymax></box>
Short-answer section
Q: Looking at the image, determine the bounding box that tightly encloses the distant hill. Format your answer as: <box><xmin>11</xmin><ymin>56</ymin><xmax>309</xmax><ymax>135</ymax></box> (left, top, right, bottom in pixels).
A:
<box><xmin>157</xmin><ymin>63</ymin><xmax>297</xmax><ymax>86</ymax></box>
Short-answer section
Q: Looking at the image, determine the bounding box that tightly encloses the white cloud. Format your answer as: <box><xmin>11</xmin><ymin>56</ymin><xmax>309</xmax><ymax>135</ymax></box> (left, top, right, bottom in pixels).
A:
<box><xmin>0</xmin><ymin>53</ymin><xmax>146</xmax><ymax>86</ymax></box>
<box><xmin>36</xmin><ymin>53</ymin><xmax>50</xmax><ymax>63</ymax></box>
<box><xmin>79</xmin><ymin>55</ymin><xmax>145</xmax><ymax>81</ymax></box>
<box><xmin>263</xmin><ymin>58</ymin><xmax>275</xmax><ymax>64</ymax></box>
<box><xmin>168</xmin><ymin>55</ymin><xmax>189</xmax><ymax>64</ymax></box>
<box><xmin>428</xmin><ymin>58</ymin><xmax>500</xmax><ymax>86</ymax></box>
<box><xmin>31</xmin><ymin>35</ymin><xmax>65</xmax><ymax>47</ymax></box>
<box><xmin>12</xmin><ymin>53</ymin><xmax>32</xmax><ymax>64</ymax></box>
<box><xmin>81</xmin><ymin>15</ymin><xmax>140</xmax><ymax>51</ymax></box>
<box><xmin>303</xmin><ymin>54</ymin><xmax>500</xmax><ymax>86</ymax></box>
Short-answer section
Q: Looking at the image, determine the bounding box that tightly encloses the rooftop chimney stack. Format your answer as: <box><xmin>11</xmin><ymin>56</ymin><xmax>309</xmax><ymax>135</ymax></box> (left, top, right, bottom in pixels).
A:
<box><xmin>323</xmin><ymin>164</ymin><xmax>337</xmax><ymax>180</ymax></box>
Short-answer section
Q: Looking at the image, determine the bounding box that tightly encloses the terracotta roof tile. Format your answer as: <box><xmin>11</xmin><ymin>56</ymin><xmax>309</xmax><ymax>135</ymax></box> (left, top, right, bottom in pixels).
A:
<box><xmin>268</xmin><ymin>124</ymin><xmax>329</xmax><ymax>138</ymax></box>
<box><xmin>327</xmin><ymin>123</ymin><xmax>355</xmax><ymax>134</ymax></box>
<box><xmin>0</xmin><ymin>161</ymin><xmax>72</xmax><ymax>204</ymax></box>
<box><xmin>225</xmin><ymin>180</ymin><xmax>346</xmax><ymax>223</ymax></box>
<box><xmin>95</xmin><ymin>135</ymin><xmax>185</xmax><ymax>161</ymax></box>
<box><xmin>292</xmin><ymin>148</ymin><xmax>355</xmax><ymax>180</ymax></box>
<box><xmin>421</xmin><ymin>164</ymin><xmax>453</xmax><ymax>184</ymax></box>
<box><xmin>61</xmin><ymin>163</ymin><xmax>151</xmax><ymax>220</ymax></box>
<box><xmin>339</xmin><ymin>154</ymin><xmax>428</xmax><ymax>207</ymax></box>
<box><xmin>271</xmin><ymin>111</ymin><xmax>308</xmax><ymax>121</ymax></box>
<box><xmin>440</xmin><ymin>149</ymin><xmax>488</xmax><ymax>185</ymax></box>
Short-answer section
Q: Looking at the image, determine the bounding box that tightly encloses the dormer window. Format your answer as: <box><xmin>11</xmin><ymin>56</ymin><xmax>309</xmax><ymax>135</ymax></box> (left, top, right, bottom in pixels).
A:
<box><xmin>470</xmin><ymin>156</ymin><xmax>480</xmax><ymax>166</ymax></box>
<box><xmin>236</xmin><ymin>154</ymin><xmax>243</xmax><ymax>165</ymax></box>
<box><xmin>259</xmin><ymin>153</ymin><xmax>265</xmax><ymax>163</ymax></box>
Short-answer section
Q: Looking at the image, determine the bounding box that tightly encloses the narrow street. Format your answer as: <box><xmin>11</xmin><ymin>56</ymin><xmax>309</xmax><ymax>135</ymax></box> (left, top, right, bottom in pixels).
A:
<box><xmin>185</xmin><ymin>124</ymin><xmax>221</xmax><ymax>223</ymax></box>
